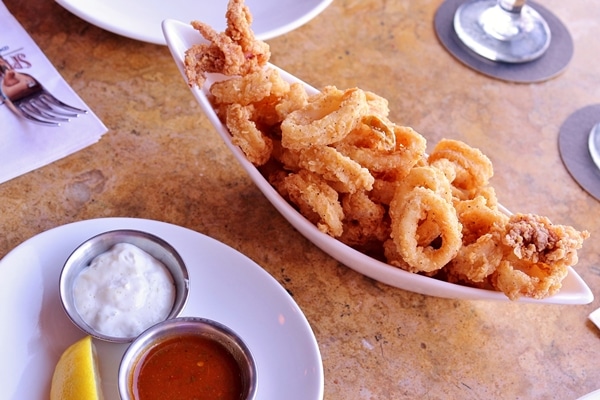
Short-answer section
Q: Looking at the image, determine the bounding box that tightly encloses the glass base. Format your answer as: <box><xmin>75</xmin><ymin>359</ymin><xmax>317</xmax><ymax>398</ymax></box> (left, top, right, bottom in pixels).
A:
<box><xmin>588</xmin><ymin>123</ymin><xmax>600</xmax><ymax>170</ymax></box>
<box><xmin>453</xmin><ymin>0</ymin><xmax>551</xmax><ymax>63</ymax></box>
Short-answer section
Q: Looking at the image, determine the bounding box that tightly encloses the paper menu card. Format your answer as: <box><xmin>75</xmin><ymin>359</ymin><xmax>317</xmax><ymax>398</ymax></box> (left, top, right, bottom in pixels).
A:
<box><xmin>0</xmin><ymin>2</ymin><xmax>107</xmax><ymax>185</ymax></box>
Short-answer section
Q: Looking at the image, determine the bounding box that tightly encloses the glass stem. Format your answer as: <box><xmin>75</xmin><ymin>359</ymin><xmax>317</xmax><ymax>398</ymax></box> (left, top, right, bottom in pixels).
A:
<box><xmin>498</xmin><ymin>0</ymin><xmax>526</xmax><ymax>13</ymax></box>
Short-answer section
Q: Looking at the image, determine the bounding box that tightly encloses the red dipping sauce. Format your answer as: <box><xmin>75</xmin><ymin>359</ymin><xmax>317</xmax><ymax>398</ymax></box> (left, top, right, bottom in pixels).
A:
<box><xmin>131</xmin><ymin>334</ymin><xmax>245</xmax><ymax>400</ymax></box>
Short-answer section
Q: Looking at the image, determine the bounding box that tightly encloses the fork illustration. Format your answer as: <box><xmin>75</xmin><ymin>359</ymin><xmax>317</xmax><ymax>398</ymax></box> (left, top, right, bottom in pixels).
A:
<box><xmin>0</xmin><ymin>65</ymin><xmax>86</xmax><ymax>126</ymax></box>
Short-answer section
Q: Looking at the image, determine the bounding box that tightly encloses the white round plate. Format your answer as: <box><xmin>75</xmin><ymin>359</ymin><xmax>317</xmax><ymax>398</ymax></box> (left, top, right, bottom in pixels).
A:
<box><xmin>162</xmin><ymin>19</ymin><xmax>594</xmax><ymax>305</ymax></box>
<box><xmin>0</xmin><ymin>218</ymin><xmax>323</xmax><ymax>400</ymax></box>
<box><xmin>54</xmin><ymin>0</ymin><xmax>332</xmax><ymax>45</ymax></box>
<box><xmin>577</xmin><ymin>389</ymin><xmax>600</xmax><ymax>400</ymax></box>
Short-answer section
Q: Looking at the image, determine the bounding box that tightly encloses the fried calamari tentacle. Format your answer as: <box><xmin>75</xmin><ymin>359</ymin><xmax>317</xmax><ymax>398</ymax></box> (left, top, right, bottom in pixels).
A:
<box><xmin>224</xmin><ymin>0</ymin><xmax>270</xmax><ymax>65</ymax></box>
<box><xmin>389</xmin><ymin>187</ymin><xmax>462</xmax><ymax>273</ymax></box>
<box><xmin>275</xmin><ymin>82</ymin><xmax>309</xmax><ymax>120</ymax></box>
<box><xmin>281</xmin><ymin>86</ymin><xmax>370</xmax><ymax>150</ymax></box>
<box><xmin>338</xmin><ymin>190</ymin><xmax>389</xmax><ymax>247</ymax></box>
<box><xmin>486</xmin><ymin>213</ymin><xmax>590</xmax><ymax>300</ymax></box>
<box><xmin>184</xmin><ymin>22</ymin><xmax>236</xmax><ymax>86</ymax></box>
<box><xmin>225</xmin><ymin>103</ymin><xmax>273</xmax><ymax>165</ymax></box>
<box><xmin>428</xmin><ymin>138</ymin><xmax>493</xmax><ymax>195</ymax></box>
<box><xmin>502</xmin><ymin>213</ymin><xmax>590</xmax><ymax>269</ymax></box>
<box><xmin>278</xmin><ymin>169</ymin><xmax>344</xmax><ymax>237</ymax></box>
<box><xmin>184</xmin><ymin>0</ymin><xmax>270</xmax><ymax>87</ymax></box>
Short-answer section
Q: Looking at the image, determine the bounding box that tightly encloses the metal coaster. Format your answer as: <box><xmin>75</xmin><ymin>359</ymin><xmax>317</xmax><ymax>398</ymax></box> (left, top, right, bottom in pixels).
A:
<box><xmin>558</xmin><ymin>105</ymin><xmax>600</xmax><ymax>201</ymax></box>
<box><xmin>434</xmin><ymin>0</ymin><xmax>573</xmax><ymax>83</ymax></box>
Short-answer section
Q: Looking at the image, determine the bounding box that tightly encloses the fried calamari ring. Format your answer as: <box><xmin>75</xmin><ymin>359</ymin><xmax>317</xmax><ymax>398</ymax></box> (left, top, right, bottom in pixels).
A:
<box><xmin>393</xmin><ymin>165</ymin><xmax>454</xmax><ymax>205</ymax></box>
<box><xmin>490</xmin><ymin>259</ymin><xmax>568</xmax><ymax>300</ymax></box>
<box><xmin>428</xmin><ymin>138</ymin><xmax>493</xmax><ymax>193</ymax></box>
<box><xmin>270</xmin><ymin>138</ymin><xmax>301</xmax><ymax>171</ymax></box>
<box><xmin>365</xmin><ymin>90</ymin><xmax>390</xmax><ymax>118</ymax></box>
<box><xmin>454</xmin><ymin>195</ymin><xmax>508</xmax><ymax>245</ymax></box>
<box><xmin>297</xmin><ymin>145</ymin><xmax>374</xmax><ymax>194</ymax></box>
<box><xmin>338</xmin><ymin>190</ymin><xmax>389</xmax><ymax>247</ymax></box>
<box><xmin>383</xmin><ymin>238</ymin><xmax>412</xmax><ymax>270</ymax></box>
<box><xmin>281</xmin><ymin>86</ymin><xmax>370</xmax><ymax>150</ymax></box>
<box><xmin>446</xmin><ymin>233</ymin><xmax>503</xmax><ymax>284</ymax></box>
<box><xmin>210</xmin><ymin>68</ymin><xmax>289</xmax><ymax>106</ymax></box>
<box><xmin>335</xmin><ymin>125</ymin><xmax>426</xmax><ymax>180</ymax></box>
<box><xmin>444</xmin><ymin>194</ymin><xmax>507</xmax><ymax>283</ymax></box>
<box><xmin>275</xmin><ymin>82</ymin><xmax>309</xmax><ymax>120</ymax></box>
<box><xmin>279</xmin><ymin>169</ymin><xmax>344</xmax><ymax>237</ymax></box>
<box><xmin>225</xmin><ymin>103</ymin><xmax>273</xmax><ymax>165</ymax></box>
<box><xmin>370</xmin><ymin>178</ymin><xmax>397</xmax><ymax>206</ymax></box>
<box><xmin>470</xmin><ymin>185</ymin><xmax>499</xmax><ymax>209</ymax></box>
<box><xmin>415</xmin><ymin>217</ymin><xmax>443</xmax><ymax>249</ymax></box>
<box><xmin>389</xmin><ymin>187</ymin><xmax>462</xmax><ymax>273</ymax></box>
<box><xmin>341</xmin><ymin>115</ymin><xmax>397</xmax><ymax>151</ymax></box>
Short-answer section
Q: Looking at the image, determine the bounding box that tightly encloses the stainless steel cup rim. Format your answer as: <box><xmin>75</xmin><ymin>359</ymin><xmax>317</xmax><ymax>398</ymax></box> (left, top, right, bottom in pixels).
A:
<box><xmin>59</xmin><ymin>229</ymin><xmax>190</xmax><ymax>343</ymax></box>
<box><xmin>118</xmin><ymin>316</ymin><xmax>258</xmax><ymax>400</ymax></box>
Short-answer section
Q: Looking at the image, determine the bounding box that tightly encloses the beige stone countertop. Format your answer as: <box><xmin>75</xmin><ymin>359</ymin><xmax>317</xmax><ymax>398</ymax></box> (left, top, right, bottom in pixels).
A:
<box><xmin>2</xmin><ymin>0</ymin><xmax>600</xmax><ymax>398</ymax></box>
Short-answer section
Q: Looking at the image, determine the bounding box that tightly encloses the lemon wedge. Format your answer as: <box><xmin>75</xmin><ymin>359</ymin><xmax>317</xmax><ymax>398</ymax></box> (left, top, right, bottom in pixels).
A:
<box><xmin>50</xmin><ymin>336</ymin><xmax>103</xmax><ymax>400</ymax></box>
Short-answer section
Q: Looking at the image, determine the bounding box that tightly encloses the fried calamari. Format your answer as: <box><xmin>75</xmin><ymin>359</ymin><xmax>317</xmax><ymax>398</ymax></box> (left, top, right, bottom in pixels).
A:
<box><xmin>184</xmin><ymin>0</ymin><xmax>590</xmax><ymax>300</ymax></box>
<box><xmin>184</xmin><ymin>0</ymin><xmax>270</xmax><ymax>87</ymax></box>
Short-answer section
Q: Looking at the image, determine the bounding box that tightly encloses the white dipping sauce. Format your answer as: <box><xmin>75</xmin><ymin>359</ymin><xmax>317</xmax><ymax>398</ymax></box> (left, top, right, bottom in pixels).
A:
<box><xmin>73</xmin><ymin>242</ymin><xmax>175</xmax><ymax>337</ymax></box>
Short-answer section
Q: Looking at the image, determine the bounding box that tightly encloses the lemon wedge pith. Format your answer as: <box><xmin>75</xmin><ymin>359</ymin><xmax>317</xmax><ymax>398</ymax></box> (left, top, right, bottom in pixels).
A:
<box><xmin>50</xmin><ymin>336</ymin><xmax>103</xmax><ymax>400</ymax></box>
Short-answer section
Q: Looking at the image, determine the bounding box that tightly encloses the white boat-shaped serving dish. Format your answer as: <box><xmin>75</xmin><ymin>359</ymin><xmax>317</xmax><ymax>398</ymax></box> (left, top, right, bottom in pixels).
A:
<box><xmin>162</xmin><ymin>19</ymin><xmax>593</xmax><ymax>305</ymax></box>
